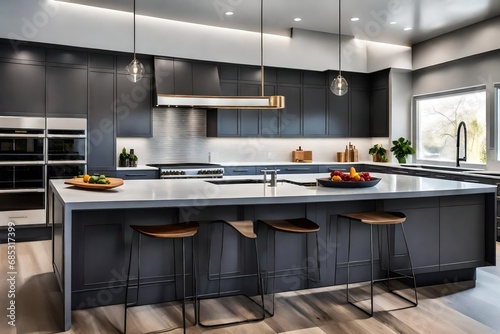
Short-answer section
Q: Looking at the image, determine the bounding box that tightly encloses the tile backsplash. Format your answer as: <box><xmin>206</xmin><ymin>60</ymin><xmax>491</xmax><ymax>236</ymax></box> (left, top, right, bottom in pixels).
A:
<box><xmin>116</xmin><ymin>109</ymin><xmax>389</xmax><ymax>164</ymax></box>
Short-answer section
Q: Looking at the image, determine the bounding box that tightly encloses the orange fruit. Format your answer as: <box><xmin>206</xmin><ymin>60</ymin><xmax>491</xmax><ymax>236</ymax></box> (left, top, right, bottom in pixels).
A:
<box><xmin>83</xmin><ymin>174</ymin><xmax>90</xmax><ymax>183</ymax></box>
<box><xmin>350</xmin><ymin>167</ymin><xmax>356</xmax><ymax>177</ymax></box>
<box><xmin>331</xmin><ymin>175</ymin><xmax>342</xmax><ymax>182</ymax></box>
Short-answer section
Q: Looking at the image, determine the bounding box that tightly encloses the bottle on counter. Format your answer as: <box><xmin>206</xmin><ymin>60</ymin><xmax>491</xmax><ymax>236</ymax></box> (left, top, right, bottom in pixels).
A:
<box><xmin>352</xmin><ymin>145</ymin><xmax>359</xmax><ymax>162</ymax></box>
<box><xmin>344</xmin><ymin>145</ymin><xmax>350</xmax><ymax>162</ymax></box>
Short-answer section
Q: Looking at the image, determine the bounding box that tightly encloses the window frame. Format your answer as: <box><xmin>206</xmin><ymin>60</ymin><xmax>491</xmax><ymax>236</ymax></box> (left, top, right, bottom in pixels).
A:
<box><xmin>412</xmin><ymin>85</ymin><xmax>487</xmax><ymax>168</ymax></box>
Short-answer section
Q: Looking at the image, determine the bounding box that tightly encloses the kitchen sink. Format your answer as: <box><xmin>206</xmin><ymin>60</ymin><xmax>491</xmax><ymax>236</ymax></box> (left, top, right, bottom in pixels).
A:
<box><xmin>400</xmin><ymin>164</ymin><xmax>478</xmax><ymax>172</ymax></box>
<box><xmin>205</xmin><ymin>179</ymin><xmax>267</xmax><ymax>185</ymax></box>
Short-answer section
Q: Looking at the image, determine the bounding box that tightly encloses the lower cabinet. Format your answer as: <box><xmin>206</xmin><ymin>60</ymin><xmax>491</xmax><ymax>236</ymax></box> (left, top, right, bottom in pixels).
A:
<box><xmin>116</xmin><ymin>170</ymin><xmax>158</xmax><ymax>180</ymax></box>
<box><xmin>223</xmin><ymin>166</ymin><xmax>257</xmax><ymax>176</ymax></box>
<box><xmin>275</xmin><ymin>165</ymin><xmax>319</xmax><ymax>174</ymax></box>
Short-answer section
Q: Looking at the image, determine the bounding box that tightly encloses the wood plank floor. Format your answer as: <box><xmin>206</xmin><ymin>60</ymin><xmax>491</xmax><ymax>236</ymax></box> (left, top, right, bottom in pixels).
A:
<box><xmin>1</xmin><ymin>241</ymin><xmax>499</xmax><ymax>334</ymax></box>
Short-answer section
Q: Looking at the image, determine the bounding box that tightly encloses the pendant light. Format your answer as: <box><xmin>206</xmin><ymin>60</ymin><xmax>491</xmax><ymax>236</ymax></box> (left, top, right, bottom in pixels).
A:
<box><xmin>126</xmin><ymin>0</ymin><xmax>144</xmax><ymax>82</ymax></box>
<box><xmin>330</xmin><ymin>0</ymin><xmax>348</xmax><ymax>96</ymax></box>
<box><xmin>155</xmin><ymin>0</ymin><xmax>284</xmax><ymax>109</ymax></box>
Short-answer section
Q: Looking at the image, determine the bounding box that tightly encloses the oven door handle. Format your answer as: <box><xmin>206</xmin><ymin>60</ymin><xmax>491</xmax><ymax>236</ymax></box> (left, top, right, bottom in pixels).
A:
<box><xmin>0</xmin><ymin>133</ymin><xmax>45</xmax><ymax>138</ymax></box>
<box><xmin>0</xmin><ymin>188</ymin><xmax>45</xmax><ymax>193</ymax></box>
<box><xmin>46</xmin><ymin>134</ymin><xmax>86</xmax><ymax>138</ymax></box>
<box><xmin>0</xmin><ymin>161</ymin><xmax>45</xmax><ymax>165</ymax></box>
<box><xmin>47</xmin><ymin>160</ymin><xmax>86</xmax><ymax>165</ymax></box>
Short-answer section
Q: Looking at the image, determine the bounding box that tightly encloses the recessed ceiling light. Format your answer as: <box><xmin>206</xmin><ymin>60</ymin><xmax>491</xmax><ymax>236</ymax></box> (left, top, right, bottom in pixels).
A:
<box><xmin>404</xmin><ymin>27</ymin><xmax>412</xmax><ymax>31</ymax></box>
<box><xmin>351</xmin><ymin>17</ymin><xmax>360</xmax><ymax>22</ymax></box>
<box><xmin>225</xmin><ymin>11</ymin><xmax>234</xmax><ymax>16</ymax></box>
<box><xmin>294</xmin><ymin>18</ymin><xmax>302</xmax><ymax>22</ymax></box>
<box><xmin>390</xmin><ymin>21</ymin><xmax>397</xmax><ymax>25</ymax></box>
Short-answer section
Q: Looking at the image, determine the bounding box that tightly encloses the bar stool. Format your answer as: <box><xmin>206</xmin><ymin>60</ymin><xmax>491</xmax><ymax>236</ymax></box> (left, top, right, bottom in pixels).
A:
<box><xmin>198</xmin><ymin>220</ymin><xmax>265</xmax><ymax>327</ymax></box>
<box><xmin>336</xmin><ymin>212</ymin><xmax>418</xmax><ymax>316</ymax></box>
<box><xmin>124</xmin><ymin>222</ymin><xmax>199</xmax><ymax>334</ymax></box>
<box><xmin>256</xmin><ymin>218</ymin><xmax>320</xmax><ymax>316</ymax></box>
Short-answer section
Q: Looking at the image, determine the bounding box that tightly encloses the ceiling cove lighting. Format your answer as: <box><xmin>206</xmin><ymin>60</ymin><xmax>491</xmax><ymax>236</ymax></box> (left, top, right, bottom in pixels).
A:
<box><xmin>331</xmin><ymin>0</ymin><xmax>348</xmax><ymax>96</ymax></box>
<box><xmin>125</xmin><ymin>0</ymin><xmax>145</xmax><ymax>82</ymax></box>
<box><xmin>350</xmin><ymin>17</ymin><xmax>360</xmax><ymax>21</ymax></box>
<box><xmin>156</xmin><ymin>0</ymin><xmax>285</xmax><ymax>109</ymax></box>
<box><xmin>294</xmin><ymin>17</ymin><xmax>302</xmax><ymax>21</ymax></box>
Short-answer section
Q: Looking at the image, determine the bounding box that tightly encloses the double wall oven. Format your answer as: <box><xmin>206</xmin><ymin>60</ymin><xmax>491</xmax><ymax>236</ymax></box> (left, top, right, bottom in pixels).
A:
<box><xmin>0</xmin><ymin>116</ymin><xmax>87</xmax><ymax>227</ymax></box>
<box><xmin>0</xmin><ymin>117</ymin><xmax>46</xmax><ymax>226</ymax></box>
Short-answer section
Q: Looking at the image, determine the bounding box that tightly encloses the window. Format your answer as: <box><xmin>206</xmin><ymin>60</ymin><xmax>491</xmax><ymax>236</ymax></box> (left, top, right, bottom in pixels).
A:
<box><xmin>414</xmin><ymin>88</ymin><xmax>486</xmax><ymax>164</ymax></box>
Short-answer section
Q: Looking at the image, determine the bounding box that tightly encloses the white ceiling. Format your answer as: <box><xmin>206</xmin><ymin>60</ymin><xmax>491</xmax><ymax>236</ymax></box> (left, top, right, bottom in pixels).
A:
<box><xmin>58</xmin><ymin>0</ymin><xmax>500</xmax><ymax>46</ymax></box>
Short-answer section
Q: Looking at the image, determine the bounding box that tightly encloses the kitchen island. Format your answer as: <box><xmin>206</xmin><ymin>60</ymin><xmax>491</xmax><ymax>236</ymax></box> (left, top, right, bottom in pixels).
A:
<box><xmin>48</xmin><ymin>173</ymin><xmax>497</xmax><ymax>331</ymax></box>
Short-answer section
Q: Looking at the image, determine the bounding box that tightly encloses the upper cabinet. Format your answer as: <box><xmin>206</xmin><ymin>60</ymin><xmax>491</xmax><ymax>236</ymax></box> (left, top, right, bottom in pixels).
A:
<box><xmin>208</xmin><ymin>64</ymin><xmax>390</xmax><ymax>138</ymax></box>
<box><xmin>154</xmin><ymin>57</ymin><xmax>221</xmax><ymax>98</ymax></box>
<box><xmin>0</xmin><ymin>44</ymin><xmax>46</xmax><ymax>117</ymax></box>
<box><xmin>46</xmin><ymin>49</ymin><xmax>88</xmax><ymax>118</ymax></box>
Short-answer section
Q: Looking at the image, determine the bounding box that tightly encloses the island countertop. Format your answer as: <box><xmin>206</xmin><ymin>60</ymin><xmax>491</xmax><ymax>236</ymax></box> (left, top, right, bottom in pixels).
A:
<box><xmin>50</xmin><ymin>173</ymin><xmax>496</xmax><ymax>209</ymax></box>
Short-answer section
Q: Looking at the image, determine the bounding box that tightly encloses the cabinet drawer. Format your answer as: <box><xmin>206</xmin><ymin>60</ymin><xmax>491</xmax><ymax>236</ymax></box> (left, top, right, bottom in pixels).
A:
<box><xmin>0</xmin><ymin>209</ymin><xmax>45</xmax><ymax>227</ymax></box>
<box><xmin>364</xmin><ymin>165</ymin><xmax>388</xmax><ymax>173</ymax></box>
<box><xmin>223</xmin><ymin>166</ymin><xmax>257</xmax><ymax>175</ymax></box>
<box><xmin>275</xmin><ymin>165</ymin><xmax>319</xmax><ymax>174</ymax></box>
<box><xmin>432</xmin><ymin>172</ymin><xmax>450</xmax><ymax>180</ymax></box>
<box><xmin>116</xmin><ymin>170</ymin><xmax>157</xmax><ymax>180</ymax></box>
<box><xmin>387</xmin><ymin>168</ymin><xmax>411</xmax><ymax>175</ymax></box>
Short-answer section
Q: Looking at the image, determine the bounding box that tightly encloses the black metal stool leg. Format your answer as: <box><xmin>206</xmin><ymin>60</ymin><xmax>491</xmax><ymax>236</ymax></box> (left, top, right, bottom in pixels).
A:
<box><xmin>182</xmin><ymin>238</ymin><xmax>186</xmax><ymax>334</ymax></box>
<box><xmin>124</xmin><ymin>230</ymin><xmax>136</xmax><ymax>334</ymax></box>
<box><xmin>192</xmin><ymin>235</ymin><xmax>198</xmax><ymax>325</ymax></box>
<box><xmin>369</xmin><ymin>225</ymin><xmax>374</xmax><ymax>316</ymax></box>
<box><xmin>346</xmin><ymin>219</ymin><xmax>352</xmax><ymax>304</ymax></box>
<box><xmin>400</xmin><ymin>223</ymin><xmax>418</xmax><ymax>306</ymax></box>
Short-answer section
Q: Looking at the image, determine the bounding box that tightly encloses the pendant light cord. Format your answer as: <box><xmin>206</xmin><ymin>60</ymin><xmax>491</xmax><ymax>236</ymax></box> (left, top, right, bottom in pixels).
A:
<box><xmin>338</xmin><ymin>0</ymin><xmax>341</xmax><ymax>76</ymax></box>
<box><xmin>260</xmin><ymin>0</ymin><xmax>264</xmax><ymax>96</ymax></box>
<box><xmin>133</xmin><ymin>0</ymin><xmax>136</xmax><ymax>60</ymax></box>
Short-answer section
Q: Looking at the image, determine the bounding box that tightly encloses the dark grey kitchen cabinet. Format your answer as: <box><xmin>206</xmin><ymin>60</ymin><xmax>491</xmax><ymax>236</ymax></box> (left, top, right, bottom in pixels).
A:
<box><xmin>277</xmin><ymin>69</ymin><xmax>301</xmax><ymax>85</ymax></box>
<box><xmin>350</xmin><ymin>88</ymin><xmax>370</xmax><ymax>137</ymax></box>
<box><xmin>88</xmin><ymin>71</ymin><xmax>115</xmax><ymax>173</ymax></box>
<box><xmin>46</xmin><ymin>66</ymin><xmax>88</xmax><ymax>117</ymax></box>
<box><xmin>223</xmin><ymin>166</ymin><xmax>257</xmax><ymax>176</ymax></box>
<box><xmin>46</xmin><ymin>49</ymin><xmax>87</xmax><ymax>66</ymax></box>
<box><xmin>303</xmin><ymin>86</ymin><xmax>327</xmax><ymax>136</ymax></box>
<box><xmin>369</xmin><ymin>69</ymin><xmax>390</xmax><ymax>137</ymax></box>
<box><xmin>276</xmin><ymin>165</ymin><xmax>319</xmax><ymax>174</ymax></box>
<box><xmin>0</xmin><ymin>43</ymin><xmax>45</xmax><ymax>63</ymax></box>
<box><xmin>154</xmin><ymin>58</ymin><xmax>220</xmax><ymax>96</ymax></box>
<box><xmin>364</xmin><ymin>164</ymin><xmax>388</xmax><ymax>173</ymax></box>
<box><xmin>278</xmin><ymin>85</ymin><xmax>301</xmax><ymax>136</ymax></box>
<box><xmin>89</xmin><ymin>53</ymin><xmax>115</xmax><ymax>71</ymax></box>
<box><xmin>260</xmin><ymin>85</ymin><xmax>279</xmax><ymax>136</ymax></box>
<box><xmin>116</xmin><ymin>170</ymin><xmax>157</xmax><ymax>179</ymax></box>
<box><xmin>116</xmin><ymin>74</ymin><xmax>152</xmax><ymax>137</ymax></box>
<box><xmin>318</xmin><ymin>164</ymin><xmax>360</xmax><ymax>173</ymax></box>
<box><xmin>206</xmin><ymin>82</ymin><xmax>238</xmax><ymax>137</ymax></box>
<box><xmin>239</xmin><ymin>83</ymin><xmax>260</xmax><ymax>136</ymax></box>
<box><xmin>327</xmin><ymin>71</ymin><xmax>349</xmax><ymax>137</ymax></box>
<box><xmin>0</xmin><ymin>62</ymin><xmax>45</xmax><ymax>116</ymax></box>
<box><xmin>439</xmin><ymin>195</ymin><xmax>486</xmax><ymax>270</ymax></box>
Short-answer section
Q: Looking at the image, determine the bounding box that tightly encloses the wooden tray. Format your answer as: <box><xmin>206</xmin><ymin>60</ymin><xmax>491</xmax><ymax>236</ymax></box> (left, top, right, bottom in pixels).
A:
<box><xmin>317</xmin><ymin>177</ymin><xmax>381</xmax><ymax>188</ymax></box>
<box><xmin>64</xmin><ymin>177</ymin><xmax>124</xmax><ymax>190</ymax></box>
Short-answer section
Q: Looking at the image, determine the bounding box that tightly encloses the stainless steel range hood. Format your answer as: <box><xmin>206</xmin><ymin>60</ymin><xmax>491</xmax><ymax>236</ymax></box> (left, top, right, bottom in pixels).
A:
<box><xmin>156</xmin><ymin>94</ymin><xmax>285</xmax><ymax>109</ymax></box>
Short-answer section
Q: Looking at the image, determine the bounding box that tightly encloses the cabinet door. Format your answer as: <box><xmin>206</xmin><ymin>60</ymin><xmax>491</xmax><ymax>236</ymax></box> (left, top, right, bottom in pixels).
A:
<box><xmin>207</xmin><ymin>82</ymin><xmax>239</xmax><ymax>137</ymax></box>
<box><xmin>174</xmin><ymin>60</ymin><xmax>193</xmax><ymax>94</ymax></box>
<box><xmin>278</xmin><ymin>85</ymin><xmax>301</xmax><ymax>136</ymax></box>
<box><xmin>239</xmin><ymin>83</ymin><xmax>260</xmax><ymax>136</ymax></box>
<box><xmin>303</xmin><ymin>86</ymin><xmax>327</xmax><ymax>136</ymax></box>
<box><xmin>192</xmin><ymin>62</ymin><xmax>221</xmax><ymax>95</ymax></box>
<box><xmin>350</xmin><ymin>88</ymin><xmax>370</xmax><ymax>137</ymax></box>
<box><xmin>47</xmin><ymin>66</ymin><xmax>88</xmax><ymax>117</ymax></box>
<box><xmin>88</xmin><ymin>71</ymin><xmax>115</xmax><ymax>171</ymax></box>
<box><xmin>0</xmin><ymin>62</ymin><xmax>45</xmax><ymax>116</ymax></box>
<box><xmin>327</xmin><ymin>91</ymin><xmax>349</xmax><ymax>137</ymax></box>
<box><xmin>154</xmin><ymin>57</ymin><xmax>175</xmax><ymax>95</ymax></box>
<box><xmin>261</xmin><ymin>85</ymin><xmax>279</xmax><ymax>136</ymax></box>
<box><xmin>276</xmin><ymin>165</ymin><xmax>319</xmax><ymax>174</ymax></box>
<box><xmin>116</xmin><ymin>74</ymin><xmax>152</xmax><ymax>137</ymax></box>
<box><xmin>370</xmin><ymin>87</ymin><xmax>389</xmax><ymax>137</ymax></box>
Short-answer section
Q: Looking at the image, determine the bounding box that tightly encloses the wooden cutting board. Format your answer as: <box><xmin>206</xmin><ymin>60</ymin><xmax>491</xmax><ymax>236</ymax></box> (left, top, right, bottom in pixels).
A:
<box><xmin>64</xmin><ymin>177</ymin><xmax>124</xmax><ymax>190</ymax></box>
<box><xmin>292</xmin><ymin>150</ymin><xmax>312</xmax><ymax>162</ymax></box>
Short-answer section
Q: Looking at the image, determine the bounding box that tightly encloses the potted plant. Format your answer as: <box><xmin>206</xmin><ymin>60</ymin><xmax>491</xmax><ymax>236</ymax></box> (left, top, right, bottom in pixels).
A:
<box><xmin>129</xmin><ymin>149</ymin><xmax>138</xmax><ymax>167</ymax></box>
<box><xmin>368</xmin><ymin>144</ymin><xmax>388</xmax><ymax>162</ymax></box>
<box><xmin>118</xmin><ymin>147</ymin><xmax>129</xmax><ymax>167</ymax></box>
<box><xmin>390</xmin><ymin>137</ymin><xmax>416</xmax><ymax>163</ymax></box>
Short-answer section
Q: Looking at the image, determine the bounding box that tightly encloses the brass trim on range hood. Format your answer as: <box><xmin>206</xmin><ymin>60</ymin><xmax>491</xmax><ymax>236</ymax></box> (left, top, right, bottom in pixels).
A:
<box><xmin>156</xmin><ymin>94</ymin><xmax>285</xmax><ymax>109</ymax></box>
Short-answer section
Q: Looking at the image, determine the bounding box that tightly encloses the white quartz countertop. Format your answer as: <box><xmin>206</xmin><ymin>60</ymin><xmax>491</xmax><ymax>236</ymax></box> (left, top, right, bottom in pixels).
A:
<box><xmin>50</xmin><ymin>173</ymin><xmax>496</xmax><ymax>210</ymax></box>
<box><xmin>116</xmin><ymin>165</ymin><xmax>158</xmax><ymax>171</ymax></box>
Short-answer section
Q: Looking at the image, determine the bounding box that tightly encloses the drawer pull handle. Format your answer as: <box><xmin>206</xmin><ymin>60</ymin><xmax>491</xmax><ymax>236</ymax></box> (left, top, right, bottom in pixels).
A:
<box><xmin>233</xmin><ymin>169</ymin><xmax>249</xmax><ymax>172</ymax></box>
<box><xmin>328</xmin><ymin>167</ymin><xmax>347</xmax><ymax>171</ymax></box>
<box><xmin>286</xmin><ymin>168</ymin><xmax>310</xmax><ymax>171</ymax></box>
<box><xmin>462</xmin><ymin>179</ymin><xmax>480</xmax><ymax>183</ymax></box>
<box><xmin>126</xmin><ymin>173</ymin><xmax>148</xmax><ymax>176</ymax></box>
<box><xmin>8</xmin><ymin>216</ymin><xmax>28</xmax><ymax>219</ymax></box>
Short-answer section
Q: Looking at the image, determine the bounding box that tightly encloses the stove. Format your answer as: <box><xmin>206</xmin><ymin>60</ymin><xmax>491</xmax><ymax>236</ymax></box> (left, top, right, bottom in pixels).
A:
<box><xmin>146</xmin><ymin>163</ymin><xmax>224</xmax><ymax>179</ymax></box>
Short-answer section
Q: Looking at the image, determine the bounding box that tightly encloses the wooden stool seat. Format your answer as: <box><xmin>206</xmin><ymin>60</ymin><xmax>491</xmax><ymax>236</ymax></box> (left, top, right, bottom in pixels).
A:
<box><xmin>337</xmin><ymin>212</ymin><xmax>406</xmax><ymax>225</ymax></box>
<box><xmin>257</xmin><ymin>218</ymin><xmax>320</xmax><ymax>233</ymax></box>
<box><xmin>130</xmin><ymin>222</ymin><xmax>199</xmax><ymax>238</ymax></box>
<box><xmin>225</xmin><ymin>220</ymin><xmax>257</xmax><ymax>239</ymax></box>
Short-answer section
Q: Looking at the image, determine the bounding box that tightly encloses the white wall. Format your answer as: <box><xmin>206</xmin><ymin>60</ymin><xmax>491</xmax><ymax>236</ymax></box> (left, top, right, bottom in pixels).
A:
<box><xmin>0</xmin><ymin>0</ymin><xmax>411</xmax><ymax>73</ymax></box>
<box><xmin>413</xmin><ymin>16</ymin><xmax>500</xmax><ymax>70</ymax></box>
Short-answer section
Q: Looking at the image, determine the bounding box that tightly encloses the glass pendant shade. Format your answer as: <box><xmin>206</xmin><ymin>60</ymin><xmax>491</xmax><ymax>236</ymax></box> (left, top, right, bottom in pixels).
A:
<box><xmin>126</xmin><ymin>58</ymin><xmax>144</xmax><ymax>83</ymax></box>
<box><xmin>330</xmin><ymin>74</ymin><xmax>348</xmax><ymax>96</ymax></box>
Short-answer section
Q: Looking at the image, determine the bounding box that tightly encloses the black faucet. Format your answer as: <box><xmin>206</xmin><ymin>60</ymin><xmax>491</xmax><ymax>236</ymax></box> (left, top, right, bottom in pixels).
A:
<box><xmin>456</xmin><ymin>121</ymin><xmax>467</xmax><ymax>167</ymax></box>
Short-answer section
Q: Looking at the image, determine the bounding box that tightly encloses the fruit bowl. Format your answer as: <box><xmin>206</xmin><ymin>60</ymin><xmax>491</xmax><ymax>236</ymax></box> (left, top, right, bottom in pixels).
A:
<box><xmin>316</xmin><ymin>177</ymin><xmax>381</xmax><ymax>188</ymax></box>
